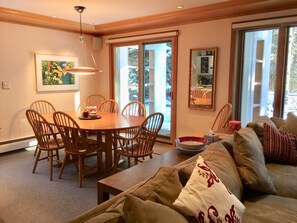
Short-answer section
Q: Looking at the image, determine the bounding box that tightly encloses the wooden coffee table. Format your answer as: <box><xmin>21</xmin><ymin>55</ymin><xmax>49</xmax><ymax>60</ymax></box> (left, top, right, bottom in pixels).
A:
<box><xmin>97</xmin><ymin>149</ymin><xmax>191</xmax><ymax>204</ymax></box>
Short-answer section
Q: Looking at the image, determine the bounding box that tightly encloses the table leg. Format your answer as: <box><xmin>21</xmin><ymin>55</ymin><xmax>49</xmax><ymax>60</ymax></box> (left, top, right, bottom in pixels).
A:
<box><xmin>105</xmin><ymin>131</ymin><xmax>112</xmax><ymax>170</ymax></box>
<box><xmin>97</xmin><ymin>182</ymin><xmax>110</xmax><ymax>204</ymax></box>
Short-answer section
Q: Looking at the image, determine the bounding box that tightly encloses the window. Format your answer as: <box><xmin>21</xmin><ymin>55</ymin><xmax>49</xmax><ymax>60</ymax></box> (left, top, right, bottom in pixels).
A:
<box><xmin>231</xmin><ymin>21</ymin><xmax>297</xmax><ymax>126</ymax></box>
<box><xmin>110</xmin><ymin>35</ymin><xmax>177</xmax><ymax>143</ymax></box>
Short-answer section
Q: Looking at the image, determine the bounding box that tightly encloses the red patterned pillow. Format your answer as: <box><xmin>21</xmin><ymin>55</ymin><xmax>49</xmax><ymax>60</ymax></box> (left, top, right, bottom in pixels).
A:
<box><xmin>173</xmin><ymin>156</ymin><xmax>245</xmax><ymax>222</ymax></box>
<box><xmin>263</xmin><ymin>123</ymin><xmax>297</xmax><ymax>165</ymax></box>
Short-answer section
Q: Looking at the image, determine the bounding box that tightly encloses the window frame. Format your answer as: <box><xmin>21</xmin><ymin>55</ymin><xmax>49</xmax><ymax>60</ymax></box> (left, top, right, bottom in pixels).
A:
<box><xmin>230</xmin><ymin>21</ymin><xmax>297</xmax><ymax>120</ymax></box>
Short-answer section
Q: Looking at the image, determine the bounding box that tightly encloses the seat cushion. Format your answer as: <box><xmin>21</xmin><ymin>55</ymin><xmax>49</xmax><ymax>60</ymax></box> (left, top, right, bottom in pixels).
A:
<box><xmin>266</xmin><ymin>163</ymin><xmax>297</xmax><ymax>199</ymax></box>
<box><xmin>233</xmin><ymin>127</ymin><xmax>276</xmax><ymax>194</ymax></box>
<box><xmin>243</xmin><ymin>193</ymin><xmax>297</xmax><ymax>223</ymax></box>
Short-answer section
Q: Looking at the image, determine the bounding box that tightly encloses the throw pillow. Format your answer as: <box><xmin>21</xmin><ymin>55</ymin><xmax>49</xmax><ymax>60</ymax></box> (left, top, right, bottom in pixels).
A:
<box><xmin>254</xmin><ymin>115</ymin><xmax>277</xmax><ymax>128</ymax></box>
<box><xmin>178</xmin><ymin>142</ymin><xmax>243</xmax><ymax>200</ymax></box>
<box><xmin>173</xmin><ymin>156</ymin><xmax>245</xmax><ymax>223</ymax></box>
<box><xmin>233</xmin><ymin>127</ymin><xmax>276</xmax><ymax>194</ymax></box>
<box><xmin>131</xmin><ymin>166</ymin><xmax>183</xmax><ymax>209</ymax></box>
<box><xmin>123</xmin><ymin>194</ymin><xmax>188</xmax><ymax>223</ymax></box>
<box><xmin>279</xmin><ymin>112</ymin><xmax>297</xmax><ymax>136</ymax></box>
<box><xmin>263</xmin><ymin>123</ymin><xmax>297</xmax><ymax>165</ymax></box>
<box><xmin>247</xmin><ymin>115</ymin><xmax>277</xmax><ymax>140</ymax></box>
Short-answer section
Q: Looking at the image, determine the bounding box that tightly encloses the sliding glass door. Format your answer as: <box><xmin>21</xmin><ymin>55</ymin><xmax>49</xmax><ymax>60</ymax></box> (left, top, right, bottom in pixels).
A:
<box><xmin>232</xmin><ymin>23</ymin><xmax>297</xmax><ymax>126</ymax></box>
<box><xmin>112</xmin><ymin>38</ymin><xmax>176</xmax><ymax>142</ymax></box>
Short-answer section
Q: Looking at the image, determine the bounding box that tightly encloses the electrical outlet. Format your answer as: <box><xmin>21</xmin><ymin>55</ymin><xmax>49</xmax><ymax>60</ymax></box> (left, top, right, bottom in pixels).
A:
<box><xmin>2</xmin><ymin>81</ymin><xmax>11</xmax><ymax>90</ymax></box>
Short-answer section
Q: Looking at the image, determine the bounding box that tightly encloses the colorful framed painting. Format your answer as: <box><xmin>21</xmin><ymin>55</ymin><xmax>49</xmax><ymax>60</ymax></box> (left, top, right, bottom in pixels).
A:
<box><xmin>35</xmin><ymin>54</ymin><xmax>79</xmax><ymax>92</ymax></box>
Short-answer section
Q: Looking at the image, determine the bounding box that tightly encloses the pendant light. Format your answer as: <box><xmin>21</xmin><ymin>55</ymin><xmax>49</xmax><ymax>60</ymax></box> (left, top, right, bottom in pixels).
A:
<box><xmin>67</xmin><ymin>6</ymin><xmax>98</xmax><ymax>75</ymax></box>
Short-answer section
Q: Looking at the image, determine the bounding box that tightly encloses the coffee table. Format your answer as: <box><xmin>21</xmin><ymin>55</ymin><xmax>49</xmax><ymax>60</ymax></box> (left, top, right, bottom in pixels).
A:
<box><xmin>97</xmin><ymin>149</ymin><xmax>191</xmax><ymax>204</ymax></box>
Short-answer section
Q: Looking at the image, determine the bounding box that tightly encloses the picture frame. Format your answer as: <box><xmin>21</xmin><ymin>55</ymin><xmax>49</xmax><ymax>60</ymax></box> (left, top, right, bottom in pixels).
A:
<box><xmin>35</xmin><ymin>54</ymin><xmax>79</xmax><ymax>92</ymax></box>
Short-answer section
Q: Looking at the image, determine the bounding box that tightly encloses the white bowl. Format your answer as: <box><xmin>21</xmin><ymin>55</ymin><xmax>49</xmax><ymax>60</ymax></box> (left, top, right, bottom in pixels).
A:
<box><xmin>176</xmin><ymin>136</ymin><xmax>208</xmax><ymax>151</ymax></box>
<box><xmin>88</xmin><ymin>112</ymin><xmax>98</xmax><ymax>118</ymax></box>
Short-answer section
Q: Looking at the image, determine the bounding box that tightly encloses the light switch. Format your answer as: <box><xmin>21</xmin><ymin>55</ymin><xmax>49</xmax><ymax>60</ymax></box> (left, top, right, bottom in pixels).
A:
<box><xmin>2</xmin><ymin>81</ymin><xmax>11</xmax><ymax>90</ymax></box>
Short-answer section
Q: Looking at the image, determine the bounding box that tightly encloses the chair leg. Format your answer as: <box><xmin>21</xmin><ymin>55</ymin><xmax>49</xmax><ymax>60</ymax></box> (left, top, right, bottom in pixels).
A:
<box><xmin>79</xmin><ymin>156</ymin><xmax>83</xmax><ymax>188</ymax></box>
<box><xmin>112</xmin><ymin>153</ymin><xmax>121</xmax><ymax>174</ymax></box>
<box><xmin>133</xmin><ymin>158</ymin><xmax>138</xmax><ymax>165</ymax></box>
<box><xmin>59</xmin><ymin>154</ymin><xmax>69</xmax><ymax>179</ymax></box>
<box><xmin>55</xmin><ymin>149</ymin><xmax>60</xmax><ymax>161</ymax></box>
<box><xmin>49</xmin><ymin>150</ymin><xmax>53</xmax><ymax>181</ymax></box>
<box><xmin>34</xmin><ymin>145</ymin><xmax>38</xmax><ymax>156</ymax></box>
<box><xmin>127</xmin><ymin>157</ymin><xmax>131</xmax><ymax>167</ymax></box>
<box><xmin>32</xmin><ymin>148</ymin><xmax>41</xmax><ymax>174</ymax></box>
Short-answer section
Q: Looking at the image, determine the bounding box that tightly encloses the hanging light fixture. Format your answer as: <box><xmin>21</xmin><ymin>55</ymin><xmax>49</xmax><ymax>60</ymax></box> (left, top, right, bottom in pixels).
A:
<box><xmin>67</xmin><ymin>6</ymin><xmax>98</xmax><ymax>75</ymax></box>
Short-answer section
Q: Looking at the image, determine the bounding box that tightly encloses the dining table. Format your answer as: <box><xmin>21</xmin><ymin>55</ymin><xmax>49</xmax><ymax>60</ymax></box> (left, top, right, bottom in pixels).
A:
<box><xmin>43</xmin><ymin>111</ymin><xmax>145</xmax><ymax>170</ymax></box>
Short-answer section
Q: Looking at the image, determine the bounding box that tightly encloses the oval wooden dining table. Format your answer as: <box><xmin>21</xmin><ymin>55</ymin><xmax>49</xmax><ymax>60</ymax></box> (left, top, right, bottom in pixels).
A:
<box><xmin>43</xmin><ymin>111</ymin><xmax>145</xmax><ymax>170</ymax></box>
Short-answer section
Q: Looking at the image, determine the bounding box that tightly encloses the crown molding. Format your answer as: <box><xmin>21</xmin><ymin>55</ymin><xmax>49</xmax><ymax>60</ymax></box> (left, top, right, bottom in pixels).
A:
<box><xmin>1</xmin><ymin>0</ymin><xmax>297</xmax><ymax>36</ymax></box>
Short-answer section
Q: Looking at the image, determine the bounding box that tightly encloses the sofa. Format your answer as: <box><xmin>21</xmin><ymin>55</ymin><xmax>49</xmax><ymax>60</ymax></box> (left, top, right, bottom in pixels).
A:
<box><xmin>68</xmin><ymin>114</ymin><xmax>297</xmax><ymax>223</ymax></box>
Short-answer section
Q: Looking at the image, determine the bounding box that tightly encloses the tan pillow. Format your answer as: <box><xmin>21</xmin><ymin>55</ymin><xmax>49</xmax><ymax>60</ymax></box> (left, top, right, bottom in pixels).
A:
<box><xmin>233</xmin><ymin>127</ymin><xmax>276</xmax><ymax>194</ymax></box>
<box><xmin>178</xmin><ymin>142</ymin><xmax>243</xmax><ymax>200</ymax></box>
<box><xmin>123</xmin><ymin>194</ymin><xmax>188</xmax><ymax>223</ymax></box>
<box><xmin>270</xmin><ymin>117</ymin><xmax>285</xmax><ymax>129</ymax></box>
<box><xmin>131</xmin><ymin>166</ymin><xmax>183</xmax><ymax>209</ymax></box>
<box><xmin>254</xmin><ymin>115</ymin><xmax>277</xmax><ymax>128</ymax></box>
<box><xmin>247</xmin><ymin>115</ymin><xmax>277</xmax><ymax>139</ymax></box>
<box><xmin>279</xmin><ymin>112</ymin><xmax>297</xmax><ymax>136</ymax></box>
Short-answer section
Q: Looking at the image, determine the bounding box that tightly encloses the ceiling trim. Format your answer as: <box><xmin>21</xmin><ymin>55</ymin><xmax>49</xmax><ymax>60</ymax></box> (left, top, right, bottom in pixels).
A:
<box><xmin>1</xmin><ymin>0</ymin><xmax>297</xmax><ymax>36</ymax></box>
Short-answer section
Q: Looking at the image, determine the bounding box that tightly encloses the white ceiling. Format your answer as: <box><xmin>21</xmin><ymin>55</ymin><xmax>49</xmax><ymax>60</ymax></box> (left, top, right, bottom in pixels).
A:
<box><xmin>0</xmin><ymin>0</ymin><xmax>228</xmax><ymax>25</ymax></box>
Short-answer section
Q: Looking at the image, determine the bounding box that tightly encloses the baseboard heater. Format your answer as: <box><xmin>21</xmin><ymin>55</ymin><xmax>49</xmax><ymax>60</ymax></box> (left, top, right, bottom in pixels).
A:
<box><xmin>0</xmin><ymin>136</ymin><xmax>37</xmax><ymax>154</ymax></box>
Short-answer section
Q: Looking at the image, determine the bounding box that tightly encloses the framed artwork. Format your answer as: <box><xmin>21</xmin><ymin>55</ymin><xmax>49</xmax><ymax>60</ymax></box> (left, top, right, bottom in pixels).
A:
<box><xmin>35</xmin><ymin>54</ymin><xmax>79</xmax><ymax>92</ymax></box>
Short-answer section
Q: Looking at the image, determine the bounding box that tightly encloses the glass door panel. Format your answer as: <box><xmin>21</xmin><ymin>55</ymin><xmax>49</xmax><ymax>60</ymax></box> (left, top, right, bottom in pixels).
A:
<box><xmin>284</xmin><ymin>26</ymin><xmax>297</xmax><ymax>118</ymax></box>
<box><xmin>143</xmin><ymin>42</ymin><xmax>172</xmax><ymax>138</ymax></box>
<box><xmin>114</xmin><ymin>45</ymin><xmax>139</xmax><ymax>112</ymax></box>
<box><xmin>240</xmin><ymin>29</ymin><xmax>278</xmax><ymax>126</ymax></box>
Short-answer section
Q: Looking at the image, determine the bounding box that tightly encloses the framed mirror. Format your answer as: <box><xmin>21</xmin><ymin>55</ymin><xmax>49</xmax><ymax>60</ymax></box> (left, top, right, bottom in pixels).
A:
<box><xmin>189</xmin><ymin>48</ymin><xmax>217</xmax><ymax>110</ymax></box>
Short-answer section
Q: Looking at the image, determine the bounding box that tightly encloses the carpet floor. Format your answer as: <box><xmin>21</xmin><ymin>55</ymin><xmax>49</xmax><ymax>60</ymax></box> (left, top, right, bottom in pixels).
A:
<box><xmin>0</xmin><ymin>142</ymin><xmax>174</xmax><ymax>223</ymax></box>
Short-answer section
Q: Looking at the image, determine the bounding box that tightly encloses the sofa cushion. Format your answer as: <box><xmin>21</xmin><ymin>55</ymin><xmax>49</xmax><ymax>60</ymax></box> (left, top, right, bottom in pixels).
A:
<box><xmin>178</xmin><ymin>142</ymin><xmax>243</xmax><ymax>200</ymax></box>
<box><xmin>173</xmin><ymin>156</ymin><xmax>245</xmax><ymax>222</ymax></box>
<box><xmin>266</xmin><ymin>163</ymin><xmax>297</xmax><ymax>199</ymax></box>
<box><xmin>242</xmin><ymin>193</ymin><xmax>297</xmax><ymax>223</ymax></box>
<box><xmin>279</xmin><ymin>112</ymin><xmax>297</xmax><ymax>135</ymax></box>
<box><xmin>131</xmin><ymin>166</ymin><xmax>183</xmax><ymax>209</ymax></box>
<box><xmin>233</xmin><ymin>127</ymin><xmax>276</xmax><ymax>194</ymax></box>
<box><xmin>123</xmin><ymin>194</ymin><xmax>188</xmax><ymax>223</ymax></box>
<box><xmin>263</xmin><ymin>123</ymin><xmax>297</xmax><ymax>165</ymax></box>
<box><xmin>83</xmin><ymin>197</ymin><xmax>126</xmax><ymax>223</ymax></box>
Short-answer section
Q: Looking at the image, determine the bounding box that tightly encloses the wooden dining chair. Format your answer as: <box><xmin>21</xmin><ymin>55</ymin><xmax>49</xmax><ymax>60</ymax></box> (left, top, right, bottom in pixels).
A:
<box><xmin>78</xmin><ymin>94</ymin><xmax>106</xmax><ymax>111</ymax></box>
<box><xmin>211</xmin><ymin>103</ymin><xmax>232</xmax><ymax>131</ymax></box>
<box><xmin>30</xmin><ymin>100</ymin><xmax>56</xmax><ymax>115</ymax></box>
<box><xmin>26</xmin><ymin>109</ymin><xmax>64</xmax><ymax>181</ymax></box>
<box><xmin>121</xmin><ymin>101</ymin><xmax>146</xmax><ymax>117</ymax></box>
<box><xmin>98</xmin><ymin>99</ymin><xmax>119</xmax><ymax>113</ymax></box>
<box><xmin>113</xmin><ymin>112</ymin><xmax>164</xmax><ymax>172</ymax></box>
<box><xmin>29</xmin><ymin>100</ymin><xmax>59</xmax><ymax>156</ymax></box>
<box><xmin>119</xmin><ymin>101</ymin><xmax>147</xmax><ymax>138</ymax></box>
<box><xmin>53</xmin><ymin>111</ymin><xmax>104</xmax><ymax>187</ymax></box>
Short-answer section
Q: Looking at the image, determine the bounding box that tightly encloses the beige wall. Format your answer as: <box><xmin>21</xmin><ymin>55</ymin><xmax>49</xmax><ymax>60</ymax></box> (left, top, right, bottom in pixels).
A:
<box><xmin>1</xmin><ymin>8</ymin><xmax>297</xmax><ymax>152</ymax></box>
<box><xmin>0</xmin><ymin>22</ymin><xmax>105</xmax><ymax>151</ymax></box>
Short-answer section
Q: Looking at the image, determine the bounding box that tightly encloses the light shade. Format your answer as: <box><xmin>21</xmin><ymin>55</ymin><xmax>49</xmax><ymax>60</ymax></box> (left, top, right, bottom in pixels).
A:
<box><xmin>67</xmin><ymin>6</ymin><xmax>98</xmax><ymax>75</ymax></box>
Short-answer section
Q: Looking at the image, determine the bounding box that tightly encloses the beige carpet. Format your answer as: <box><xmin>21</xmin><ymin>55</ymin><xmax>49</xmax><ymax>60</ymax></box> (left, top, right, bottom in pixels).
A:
<box><xmin>0</xmin><ymin>142</ymin><xmax>174</xmax><ymax>223</ymax></box>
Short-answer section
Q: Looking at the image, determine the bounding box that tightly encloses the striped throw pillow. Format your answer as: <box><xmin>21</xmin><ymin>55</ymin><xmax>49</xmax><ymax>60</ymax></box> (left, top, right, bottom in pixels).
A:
<box><xmin>263</xmin><ymin>123</ymin><xmax>297</xmax><ymax>165</ymax></box>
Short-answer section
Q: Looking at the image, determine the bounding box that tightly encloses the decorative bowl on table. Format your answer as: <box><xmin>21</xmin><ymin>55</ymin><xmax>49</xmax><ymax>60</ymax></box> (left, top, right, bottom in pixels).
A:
<box><xmin>175</xmin><ymin>136</ymin><xmax>208</xmax><ymax>154</ymax></box>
